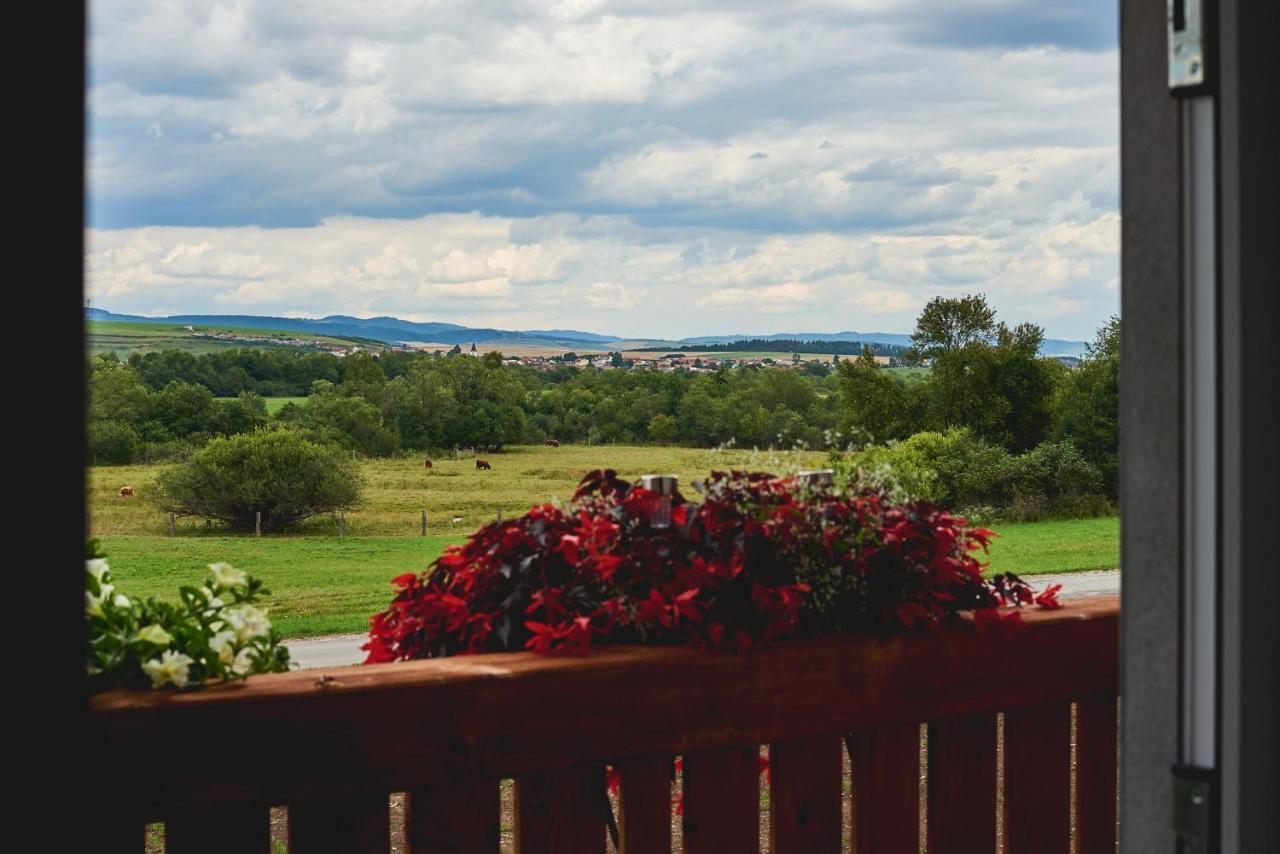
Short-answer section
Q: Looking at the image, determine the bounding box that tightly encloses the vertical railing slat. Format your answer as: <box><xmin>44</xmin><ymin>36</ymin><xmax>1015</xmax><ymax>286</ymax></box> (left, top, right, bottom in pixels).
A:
<box><xmin>847</xmin><ymin>723</ymin><xmax>920</xmax><ymax>854</ymax></box>
<box><xmin>1004</xmin><ymin>702</ymin><xmax>1071</xmax><ymax>854</ymax></box>
<box><xmin>615</xmin><ymin>757</ymin><xmax>673</xmax><ymax>854</ymax></box>
<box><xmin>769</xmin><ymin>734</ymin><xmax>842</xmax><ymax>853</ymax></box>
<box><xmin>1075</xmin><ymin>694</ymin><xmax>1119</xmax><ymax>853</ymax></box>
<box><xmin>515</xmin><ymin>764</ymin><xmax>606</xmax><ymax>854</ymax></box>
<box><xmin>682</xmin><ymin>745</ymin><xmax>759</xmax><ymax>854</ymax></box>
<box><xmin>927</xmin><ymin>714</ymin><xmax>997</xmax><ymax>853</ymax></box>
<box><xmin>289</xmin><ymin>793</ymin><xmax>391</xmax><ymax>853</ymax></box>
<box><xmin>407</xmin><ymin>779</ymin><xmax>500</xmax><ymax>853</ymax></box>
<box><xmin>166</xmin><ymin>805</ymin><xmax>270</xmax><ymax>853</ymax></box>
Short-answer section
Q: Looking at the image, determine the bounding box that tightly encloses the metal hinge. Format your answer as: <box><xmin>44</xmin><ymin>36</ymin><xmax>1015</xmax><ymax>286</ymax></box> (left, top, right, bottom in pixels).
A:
<box><xmin>1172</xmin><ymin>764</ymin><xmax>1215</xmax><ymax>852</ymax></box>
<box><xmin>1169</xmin><ymin>0</ymin><xmax>1207</xmax><ymax>91</ymax></box>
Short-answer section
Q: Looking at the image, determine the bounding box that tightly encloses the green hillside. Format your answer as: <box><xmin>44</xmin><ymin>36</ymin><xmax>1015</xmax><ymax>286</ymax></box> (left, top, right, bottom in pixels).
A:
<box><xmin>87</xmin><ymin>320</ymin><xmax>378</xmax><ymax>358</ymax></box>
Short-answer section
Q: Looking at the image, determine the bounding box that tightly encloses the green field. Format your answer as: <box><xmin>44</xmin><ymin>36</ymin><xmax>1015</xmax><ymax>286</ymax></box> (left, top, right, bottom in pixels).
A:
<box><xmin>87</xmin><ymin>319</ymin><xmax>372</xmax><ymax>358</ymax></box>
<box><xmin>95</xmin><ymin>516</ymin><xmax>1118</xmax><ymax>639</ymax></box>
<box><xmin>262</xmin><ymin>396</ymin><xmax>307</xmax><ymax>414</ymax></box>
<box><xmin>89</xmin><ymin>444</ymin><xmax>1119</xmax><ymax>638</ymax></box>
<box><xmin>90</xmin><ymin>444</ymin><xmax>831</xmax><ymax>537</ymax></box>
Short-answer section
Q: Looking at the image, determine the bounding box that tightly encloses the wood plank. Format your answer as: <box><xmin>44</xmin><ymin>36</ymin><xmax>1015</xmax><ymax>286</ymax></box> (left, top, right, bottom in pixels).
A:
<box><xmin>166</xmin><ymin>806</ymin><xmax>269</xmax><ymax>853</ymax></box>
<box><xmin>514</xmin><ymin>764</ymin><xmax>605</xmax><ymax>854</ymax></box>
<box><xmin>1003</xmin><ymin>702</ymin><xmax>1071</xmax><ymax>854</ymax></box>
<box><xmin>88</xmin><ymin>599</ymin><xmax>1118</xmax><ymax>820</ymax></box>
<box><xmin>682</xmin><ymin>745</ymin><xmax>759</xmax><ymax>854</ymax></box>
<box><xmin>769</xmin><ymin>734</ymin><xmax>842</xmax><ymax>853</ymax></box>
<box><xmin>927</xmin><ymin>714</ymin><xmax>997</xmax><ymax>854</ymax></box>
<box><xmin>615</xmin><ymin>757</ymin><xmax>673</xmax><ymax>854</ymax></box>
<box><xmin>1075</xmin><ymin>695</ymin><xmax>1119</xmax><ymax>853</ymax></box>
<box><xmin>847</xmin><ymin>723</ymin><xmax>920</xmax><ymax>854</ymax></box>
<box><xmin>289</xmin><ymin>793</ymin><xmax>391</xmax><ymax>854</ymax></box>
<box><xmin>407</xmin><ymin>779</ymin><xmax>500</xmax><ymax>853</ymax></box>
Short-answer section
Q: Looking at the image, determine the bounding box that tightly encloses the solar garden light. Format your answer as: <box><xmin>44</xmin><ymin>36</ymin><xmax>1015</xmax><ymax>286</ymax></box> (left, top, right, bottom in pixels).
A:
<box><xmin>797</xmin><ymin>469</ymin><xmax>834</xmax><ymax>488</ymax></box>
<box><xmin>640</xmin><ymin>474</ymin><xmax>678</xmax><ymax>528</ymax></box>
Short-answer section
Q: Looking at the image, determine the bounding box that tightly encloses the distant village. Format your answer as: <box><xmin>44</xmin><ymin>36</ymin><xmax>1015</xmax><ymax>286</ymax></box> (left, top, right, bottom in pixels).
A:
<box><xmin>190</xmin><ymin>328</ymin><xmax>1081</xmax><ymax>371</ymax></box>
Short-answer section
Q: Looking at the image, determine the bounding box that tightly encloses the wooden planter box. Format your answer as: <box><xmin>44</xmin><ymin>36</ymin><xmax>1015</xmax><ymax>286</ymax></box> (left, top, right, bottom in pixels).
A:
<box><xmin>89</xmin><ymin>597</ymin><xmax>1119</xmax><ymax>853</ymax></box>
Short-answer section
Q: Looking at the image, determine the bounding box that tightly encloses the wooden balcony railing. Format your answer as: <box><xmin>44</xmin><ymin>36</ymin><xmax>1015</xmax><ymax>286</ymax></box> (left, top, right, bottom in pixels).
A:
<box><xmin>89</xmin><ymin>596</ymin><xmax>1119</xmax><ymax>853</ymax></box>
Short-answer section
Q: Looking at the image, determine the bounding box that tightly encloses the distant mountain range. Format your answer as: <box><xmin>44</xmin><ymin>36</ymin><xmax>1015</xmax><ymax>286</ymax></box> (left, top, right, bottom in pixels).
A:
<box><xmin>85</xmin><ymin>308</ymin><xmax>1089</xmax><ymax>357</ymax></box>
<box><xmin>682</xmin><ymin>331</ymin><xmax>1089</xmax><ymax>357</ymax></box>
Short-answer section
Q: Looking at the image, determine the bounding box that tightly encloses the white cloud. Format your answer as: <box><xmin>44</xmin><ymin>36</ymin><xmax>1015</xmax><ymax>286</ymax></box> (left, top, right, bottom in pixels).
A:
<box><xmin>87</xmin><ymin>209</ymin><xmax>1118</xmax><ymax>337</ymax></box>
<box><xmin>86</xmin><ymin>0</ymin><xmax>1120</xmax><ymax>339</ymax></box>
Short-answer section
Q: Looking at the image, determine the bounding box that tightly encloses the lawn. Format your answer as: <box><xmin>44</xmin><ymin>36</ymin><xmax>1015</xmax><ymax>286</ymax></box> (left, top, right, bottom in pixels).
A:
<box><xmin>98</xmin><ymin>535</ymin><xmax>455</xmax><ymax>638</ymax></box>
<box><xmin>89</xmin><ymin>444</ymin><xmax>1119</xmax><ymax>638</ymax></box>
<box><xmin>96</xmin><ymin>516</ymin><xmax>1119</xmax><ymax>639</ymax></box>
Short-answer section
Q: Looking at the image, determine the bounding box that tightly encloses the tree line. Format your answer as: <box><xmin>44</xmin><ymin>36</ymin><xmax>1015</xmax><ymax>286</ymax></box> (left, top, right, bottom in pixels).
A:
<box><xmin>89</xmin><ymin>295</ymin><xmax>1119</xmax><ymax>510</ymax></box>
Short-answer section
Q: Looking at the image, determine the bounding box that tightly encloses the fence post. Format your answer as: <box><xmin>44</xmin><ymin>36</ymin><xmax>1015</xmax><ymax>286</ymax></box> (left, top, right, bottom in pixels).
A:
<box><xmin>168</xmin><ymin>513</ymin><xmax>175</xmax><ymax>535</ymax></box>
<box><xmin>255</xmin><ymin>511</ymin><xmax>261</xmax><ymax>537</ymax></box>
<box><xmin>421</xmin><ymin>510</ymin><xmax>427</xmax><ymax>536</ymax></box>
<box><xmin>339</xmin><ymin>512</ymin><xmax>345</xmax><ymax>539</ymax></box>
<box><xmin>496</xmin><ymin>508</ymin><xmax>502</xmax><ymax>522</ymax></box>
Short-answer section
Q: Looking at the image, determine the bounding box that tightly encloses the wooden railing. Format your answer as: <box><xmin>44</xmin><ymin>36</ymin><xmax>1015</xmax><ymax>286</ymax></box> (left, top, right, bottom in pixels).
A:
<box><xmin>89</xmin><ymin>597</ymin><xmax>1119</xmax><ymax>853</ymax></box>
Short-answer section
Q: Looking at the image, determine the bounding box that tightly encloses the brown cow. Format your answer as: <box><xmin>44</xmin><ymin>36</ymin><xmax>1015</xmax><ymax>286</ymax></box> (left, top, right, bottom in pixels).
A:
<box><xmin>424</xmin><ymin>459</ymin><xmax>433</xmax><ymax>468</ymax></box>
<box><xmin>544</xmin><ymin>439</ymin><xmax>560</xmax><ymax>447</ymax></box>
<box><xmin>476</xmin><ymin>459</ymin><xmax>492</xmax><ymax>470</ymax></box>
<box><xmin>118</xmin><ymin>486</ymin><xmax>135</xmax><ymax>497</ymax></box>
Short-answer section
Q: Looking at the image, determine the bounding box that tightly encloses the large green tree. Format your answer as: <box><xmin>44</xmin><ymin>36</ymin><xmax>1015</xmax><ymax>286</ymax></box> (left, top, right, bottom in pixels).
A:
<box><xmin>910</xmin><ymin>294</ymin><xmax>998</xmax><ymax>358</ymax></box>
<box><xmin>1050</xmin><ymin>315</ymin><xmax>1120</xmax><ymax>497</ymax></box>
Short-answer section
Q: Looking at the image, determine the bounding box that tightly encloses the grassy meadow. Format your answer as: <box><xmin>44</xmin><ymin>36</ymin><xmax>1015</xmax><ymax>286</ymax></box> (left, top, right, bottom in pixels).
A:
<box><xmin>90</xmin><ymin>443</ymin><xmax>1119</xmax><ymax>638</ymax></box>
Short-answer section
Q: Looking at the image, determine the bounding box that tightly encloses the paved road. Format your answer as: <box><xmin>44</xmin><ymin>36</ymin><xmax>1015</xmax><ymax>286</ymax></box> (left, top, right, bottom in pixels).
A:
<box><xmin>285</xmin><ymin>569</ymin><xmax>1120</xmax><ymax>670</ymax></box>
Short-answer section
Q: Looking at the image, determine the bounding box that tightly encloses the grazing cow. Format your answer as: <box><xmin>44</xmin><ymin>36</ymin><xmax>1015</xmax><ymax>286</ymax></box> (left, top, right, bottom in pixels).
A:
<box><xmin>118</xmin><ymin>486</ymin><xmax>135</xmax><ymax>497</ymax></box>
<box><xmin>544</xmin><ymin>439</ymin><xmax>560</xmax><ymax>447</ymax></box>
<box><xmin>476</xmin><ymin>459</ymin><xmax>492</xmax><ymax>470</ymax></box>
<box><xmin>424</xmin><ymin>459</ymin><xmax>433</xmax><ymax>468</ymax></box>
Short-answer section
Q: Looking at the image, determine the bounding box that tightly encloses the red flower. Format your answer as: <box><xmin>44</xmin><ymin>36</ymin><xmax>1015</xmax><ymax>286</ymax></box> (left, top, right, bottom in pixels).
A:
<box><xmin>364</xmin><ymin>468</ymin><xmax>1047</xmax><ymax>663</ymax></box>
<box><xmin>1034</xmin><ymin>583</ymin><xmax>1064</xmax><ymax>610</ymax></box>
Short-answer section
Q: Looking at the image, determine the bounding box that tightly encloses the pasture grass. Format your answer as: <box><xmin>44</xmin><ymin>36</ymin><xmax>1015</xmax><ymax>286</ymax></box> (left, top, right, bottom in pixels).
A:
<box><xmin>261</xmin><ymin>396</ymin><xmax>307</xmax><ymax>414</ymax></box>
<box><xmin>90</xmin><ymin>444</ymin><xmax>831</xmax><ymax>537</ymax></box>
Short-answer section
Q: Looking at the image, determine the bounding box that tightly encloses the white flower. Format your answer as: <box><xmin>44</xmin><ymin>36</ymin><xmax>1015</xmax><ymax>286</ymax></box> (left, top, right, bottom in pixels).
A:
<box><xmin>224</xmin><ymin>605</ymin><xmax>271</xmax><ymax>643</ymax></box>
<box><xmin>86</xmin><ymin>559</ymin><xmax>109</xmax><ymax>584</ymax></box>
<box><xmin>230</xmin><ymin>647</ymin><xmax>255</xmax><ymax>676</ymax></box>
<box><xmin>209</xmin><ymin>630</ymin><xmax>237</xmax><ymax>665</ymax></box>
<box><xmin>208</xmin><ymin>563</ymin><xmax>248</xmax><ymax>590</ymax></box>
<box><xmin>135</xmin><ymin>624</ymin><xmax>172</xmax><ymax>646</ymax></box>
<box><xmin>142</xmin><ymin>650</ymin><xmax>194</xmax><ymax>689</ymax></box>
<box><xmin>112</xmin><ymin>593</ymin><xmax>131</xmax><ymax>608</ymax></box>
<box><xmin>86</xmin><ymin>581</ymin><xmax>116</xmax><ymax>616</ymax></box>
<box><xmin>199</xmin><ymin>586</ymin><xmax>225</xmax><ymax>609</ymax></box>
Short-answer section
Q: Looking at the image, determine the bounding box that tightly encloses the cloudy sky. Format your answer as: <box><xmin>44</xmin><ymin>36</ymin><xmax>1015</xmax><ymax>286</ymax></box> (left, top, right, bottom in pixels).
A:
<box><xmin>86</xmin><ymin>0</ymin><xmax>1119</xmax><ymax>340</ymax></box>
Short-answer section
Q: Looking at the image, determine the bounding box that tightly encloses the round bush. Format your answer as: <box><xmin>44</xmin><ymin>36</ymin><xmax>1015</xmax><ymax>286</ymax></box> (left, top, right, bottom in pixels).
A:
<box><xmin>156</xmin><ymin>429</ymin><xmax>363</xmax><ymax>532</ymax></box>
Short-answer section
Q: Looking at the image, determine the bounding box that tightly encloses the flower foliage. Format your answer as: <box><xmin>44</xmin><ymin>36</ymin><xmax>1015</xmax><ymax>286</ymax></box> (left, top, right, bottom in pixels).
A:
<box><xmin>86</xmin><ymin>555</ymin><xmax>291</xmax><ymax>691</ymax></box>
<box><xmin>364</xmin><ymin>469</ymin><xmax>1051</xmax><ymax>663</ymax></box>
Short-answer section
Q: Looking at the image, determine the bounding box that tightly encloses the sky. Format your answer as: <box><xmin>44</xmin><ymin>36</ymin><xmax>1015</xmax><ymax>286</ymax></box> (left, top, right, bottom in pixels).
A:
<box><xmin>86</xmin><ymin>0</ymin><xmax>1119</xmax><ymax>341</ymax></box>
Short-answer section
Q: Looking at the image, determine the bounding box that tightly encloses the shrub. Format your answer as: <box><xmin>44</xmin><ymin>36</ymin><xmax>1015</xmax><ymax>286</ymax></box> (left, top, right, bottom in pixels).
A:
<box><xmin>363</xmin><ymin>469</ymin><xmax>1058</xmax><ymax>662</ymax></box>
<box><xmin>843</xmin><ymin>428</ymin><xmax>1010</xmax><ymax>507</ymax></box>
<box><xmin>156</xmin><ymin>428</ymin><xmax>363</xmax><ymax>532</ymax></box>
<box><xmin>995</xmin><ymin>440</ymin><xmax>1105</xmax><ymax>517</ymax></box>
